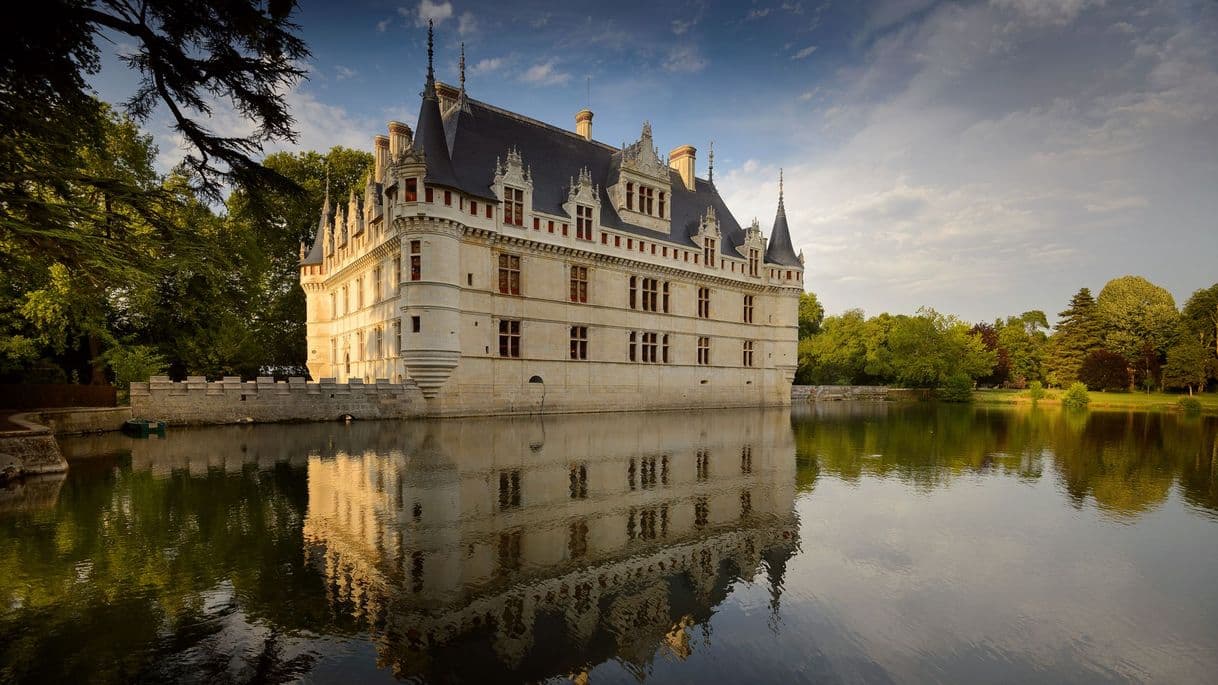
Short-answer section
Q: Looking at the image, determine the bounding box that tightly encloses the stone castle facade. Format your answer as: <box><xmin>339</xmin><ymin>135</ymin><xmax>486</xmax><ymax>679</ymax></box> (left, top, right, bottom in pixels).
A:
<box><xmin>299</xmin><ymin>27</ymin><xmax>805</xmax><ymax>416</ymax></box>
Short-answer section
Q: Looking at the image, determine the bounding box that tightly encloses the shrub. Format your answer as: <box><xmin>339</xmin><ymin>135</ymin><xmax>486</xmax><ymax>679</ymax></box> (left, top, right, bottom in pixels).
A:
<box><xmin>1078</xmin><ymin>350</ymin><xmax>1130</xmax><ymax>391</ymax></box>
<box><xmin>1062</xmin><ymin>382</ymin><xmax>1090</xmax><ymax>409</ymax></box>
<box><xmin>937</xmin><ymin>373</ymin><xmax>974</xmax><ymax>402</ymax></box>
<box><xmin>103</xmin><ymin>345</ymin><xmax>166</xmax><ymax>402</ymax></box>
<box><xmin>1178</xmin><ymin>397</ymin><xmax>1202</xmax><ymax>415</ymax></box>
<box><xmin>1027</xmin><ymin>380</ymin><xmax>1045</xmax><ymax>402</ymax></box>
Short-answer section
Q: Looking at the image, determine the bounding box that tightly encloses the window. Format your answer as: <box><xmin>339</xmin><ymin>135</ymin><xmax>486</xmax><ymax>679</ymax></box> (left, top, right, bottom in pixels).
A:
<box><xmin>356</xmin><ymin>277</ymin><xmax>364</xmax><ymax>308</ymax></box>
<box><xmin>405</xmin><ymin>178</ymin><xmax>418</xmax><ymax>202</ymax></box>
<box><xmin>356</xmin><ymin>330</ymin><xmax>364</xmax><ymax>361</ymax></box>
<box><xmin>372</xmin><ymin>266</ymin><xmax>382</xmax><ymax>302</ymax></box>
<box><xmin>743</xmin><ymin>340</ymin><xmax>755</xmax><ymax>367</ymax></box>
<box><xmin>641</xmin><ymin>278</ymin><xmax>659</xmax><ymax>312</ymax></box>
<box><xmin>703</xmin><ymin>237</ymin><xmax>716</xmax><ymax>267</ymax></box>
<box><xmin>533</xmin><ymin>217</ymin><xmax>540</xmax><ymax>230</ymax></box>
<box><xmin>425</xmin><ymin>186</ymin><xmax>433</xmax><ymax>203</ymax></box>
<box><xmin>696</xmin><ymin>449</ymin><xmax>710</xmax><ymax>482</ymax></box>
<box><xmin>570</xmin><ymin>266</ymin><xmax>588</xmax><ymax>303</ymax></box>
<box><xmin>629</xmin><ymin>276</ymin><xmax>637</xmax><ymax>309</ymax></box>
<box><xmin>443</xmin><ymin>189</ymin><xmax>452</xmax><ymax>206</ymax></box>
<box><xmin>331</xmin><ymin>338</ymin><xmax>337</xmax><ymax>364</ymax></box>
<box><xmin>743</xmin><ymin>295</ymin><xmax>754</xmax><ymax>323</ymax></box>
<box><xmin>411</xmin><ymin>315</ymin><xmax>421</xmax><ymax>333</ymax></box>
<box><xmin>329</xmin><ymin>292</ymin><xmax>336</xmax><ymax>317</ymax></box>
<box><xmin>562</xmin><ymin>223</ymin><xmax>568</xmax><ymax>236</ymax></box>
<box><xmin>697</xmin><ymin>287</ymin><xmax>710</xmax><ymax>318</ymax></box>
<box><xmin>748</xmin><ymin>248</ymin><xmax>759</xmax><ymax>277</ymax></box>
<box><xmin>614</xmin><ymin>235</ymin><xmax>621</xmax><ymax>247</ymax></box>
<box><xmin>662</xmin><ymin>334</ymin><xmax>669</xmax><ymax>363</ymax></box>
<box><xmin>504</xmin><ymin>187</ymin><xmax>524</xmax><ymax>226</ymax></box>
<box><xmin>498</xmin><ymin>254</ymin><xmax>521</xmax><ymax>295</ymax></box>
<box><xmin>642</xmin><ymin>332</ymin><xmax>658</xmax><ymax>363</ymax></box>
<box><xmin>697</xmin><ymin>336</ymin><xmax>710</xmax><ymax>365</ymax></box>
<box><xmin>470</xmin><ymin>200</ymin><xmax>478</xmax><ymax>215</ymax></box>
<box><xmin>626</xmin><ymin>182</ymin><xmax>634</xmax><ymax>211</ymax></box>
<box><xmin>393</xmin><ymin>256</ymin><xmax>401</xmax><ymax>289</ymax></box>
<box><xmin>342</xmin><ymin>285</ymin><xmax>349</xmax><ymax>314</ymax></box>
<box><xmin>393</xmin><ymin>319</ymin><xmax>401</xmax><ymax>355</ymax></box>
<box><xmin>640</xmin><ymin>186</ymin><xmax>654</xmax><ymax>215</ymax></box>
<box><xmin>576</xmin><ymin>205</ymin><xmax>593</xmax><ymax>240</ymax></box>
<box><xmin>569</xmin><ymin>464</ymin><xmax>588</xmax><ymax>499</ymax></box>
<box><xmin>628</xmin><ymin>331</ymin><xmax>637</xmax><ymax>362</ymax></box>
<box><xmin>548</xmin><ymin>220</ymin><xmax>554</xmax><ymax>233</ymax></box>
<box><xmin>498</xmin><ymin>470</ymin><xmax>521</xmax><ymax>510</ymax></box>
<box><xmin>375</xmin><ymin>327</ymin><xmax>383</xmax><ymax>358</ymax></box>
<box><xmin>662</xmin><ymin>282</ymin><xmax>670</xmax><ymax>313</ymax></box>
<box><xmin>498</xmin><ymin>319</ymin><xmax>521</xmax><ymax>358</ymax></box>
<box><xmin>658</xmin><ymin>191</ymin><xmax>666</xmax><ymax>218</ymax></box>
<box><xmin>485</xmin><ymin>203</ymin><xmax>493</xmax><ymax>219</ymax></box>
<box><xmin>570</xmin><ymin>326</ymin><xmax>588</xmax><ymax>360</ymax></box>
<box><xmin>410</xmin><ymin>240</ymin><xmax>421</xmax><ymax>281</ymax></box>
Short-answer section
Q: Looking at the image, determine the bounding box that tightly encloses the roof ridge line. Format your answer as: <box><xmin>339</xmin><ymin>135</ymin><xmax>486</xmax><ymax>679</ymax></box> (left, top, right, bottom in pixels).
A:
<box><xmin>436</xmin><ymin>80</ymin><xmax>620</xmax><ymax>153</ymax></box>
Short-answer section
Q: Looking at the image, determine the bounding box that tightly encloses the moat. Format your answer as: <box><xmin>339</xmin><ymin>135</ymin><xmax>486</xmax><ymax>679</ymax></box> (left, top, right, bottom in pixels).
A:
<box><xmin>2</xmin><ymin>405</ymin><xmax>1216</xmax><ymax>683</ymax></box>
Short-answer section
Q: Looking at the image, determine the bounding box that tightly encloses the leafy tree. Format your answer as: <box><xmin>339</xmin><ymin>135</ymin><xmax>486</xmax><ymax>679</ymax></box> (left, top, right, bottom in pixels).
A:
<box><xmin>1044</xmin><ymin>288</ymin><xmax>1103</xmax><ymax>386</ymax></box>
<box><xmin>798</xmin><ymin>291</ymin><xmax>825</xmax><ymax>339</ymax></box>
<box><xmin>998</xmin><ymin>310</ymin><xmax>1049</xmax><ymax>387</ymax></box>
<box><xmin>881</xmin><ymin>309</ymin><xmax>994</xmax><ymax>388</ymax></box>
<box><xmin>970</xmin><ymin>322</ymin><xmax>1009</xmax><ymax>386</ymax></box>
<box><xmin>1180</xmin><ymin>284</ymin><xmax>1218</xmax><ymax>382</ymax></box>
<box><xmin>937</xmin><ymin>373</ymin><xmax>974</xmax><ymax>402</ymax></box>
<box><xmin>1162</xmin><ymin>338</ymin><xmax>1213</xmax><ymax>394</ymax></box>
<box><xmin>1079</xmin><ymin>349</ymin><xmax>1130</xmax><ymax>391</ymax></box>
<box><xmin>798</xmin><ymin>309</ymin><xmax>868</xmax><ymax>384</ymax></box>
<box><xmin>1062</xmin><ymin>382</ymin><xmax>1090</xmax><ymax>409</ymax></box>
<box><xmin>1096</xmin><ymin>276</ymin><xmax>1179</xmax><ymax>385</ymax></box>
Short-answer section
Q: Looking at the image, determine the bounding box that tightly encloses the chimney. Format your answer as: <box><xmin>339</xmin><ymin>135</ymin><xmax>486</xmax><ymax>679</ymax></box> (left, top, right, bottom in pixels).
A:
<box><xmin>669</xmin><ymin>145</ymin><xmax>697</xmax><ymax>191</ymax></box>
<box><xmin>387</xmin><ymin>121</ymin><xmax>412</xmax><ymax>161</ymax></box>
<box><xmin>373</xmin><ymin>135</ymin><xmax>390</xmax><ymax>183</ymax></box>
<box><xmin>575</xmin><ymin>109</ymin><xmax>593</xmax><ymax>141</ymax></box>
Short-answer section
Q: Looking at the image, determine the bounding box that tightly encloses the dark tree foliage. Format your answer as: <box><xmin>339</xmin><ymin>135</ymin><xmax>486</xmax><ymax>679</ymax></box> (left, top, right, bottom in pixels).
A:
<box><xmin>970</xmin><ymin>322</ymin><xmax>1009</xmax><ymax>386</ymax></box>
<box><xmin>1078</xmin><ymin>349</ymin><xmax>1130</xmax><ymax>391</ymax></box>
<box><xmin>1045</xmin><ymin>288</ymin><xmax>1103</xmax><ymax>386</ymax></box>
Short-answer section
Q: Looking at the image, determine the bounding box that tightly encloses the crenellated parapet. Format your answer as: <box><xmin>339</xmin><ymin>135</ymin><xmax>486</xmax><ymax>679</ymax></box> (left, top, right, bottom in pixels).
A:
<box><xmin>130</xmin><ymin>376</ymin><xmax>425</xmax><ymax>425</ymax></box>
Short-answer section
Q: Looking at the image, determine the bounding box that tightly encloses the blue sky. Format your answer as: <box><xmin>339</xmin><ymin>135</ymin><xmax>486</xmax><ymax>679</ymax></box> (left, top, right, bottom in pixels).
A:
<box><xmin>90</xmin><ymin>0</ymin><xmax>1218</xmax><ymax>323</ymax></box>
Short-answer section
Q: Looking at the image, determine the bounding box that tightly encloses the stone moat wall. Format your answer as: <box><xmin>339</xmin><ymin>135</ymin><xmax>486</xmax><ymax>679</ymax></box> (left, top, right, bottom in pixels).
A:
<box><xmin>792</xmin><ymin>385</ymin><xmax>930</xmax><ymax>402</ymax></box>
<box><xmin>129</xmin><ymin>376</ymin><xmax>425</xmax><ymax>426</ymax></box>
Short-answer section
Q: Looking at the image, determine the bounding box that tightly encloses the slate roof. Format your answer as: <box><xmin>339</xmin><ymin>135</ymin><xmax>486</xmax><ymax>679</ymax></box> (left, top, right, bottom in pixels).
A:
<box><xmin>765</xmin><ymin>195</ymin><xmax>802</xmax><ymax>267</ymax></box>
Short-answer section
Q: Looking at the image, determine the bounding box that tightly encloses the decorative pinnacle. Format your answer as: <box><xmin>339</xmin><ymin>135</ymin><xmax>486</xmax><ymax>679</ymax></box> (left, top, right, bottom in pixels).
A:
<box><xmin>426</xmin><ymin>19</ymin><xmax>435</xmax><ymax>87</ymax></box>
<box><xmin>459</xmin><ymin>42</ymin><xmax>466</xmax><ymax>91</ymax></box>
<box><xmin>323</xmin><ymin>166</ymin><xmax>331</xmax><ymax>211</ymax></box>
<box><xmin>778</xmin><ymin>168</ymin><xmax>784</xmax><ymax>208</ymax></box>
<box><xmin>708</xmin><ymin>141</ymin><xmax>714</xmax><ymax>183</ymax></box>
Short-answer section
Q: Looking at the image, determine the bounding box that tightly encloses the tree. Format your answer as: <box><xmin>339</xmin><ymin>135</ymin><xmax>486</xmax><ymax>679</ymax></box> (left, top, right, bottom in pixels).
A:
<box><xmin>1044</xmin><ymin>288</ymin><xmax>1103</xmax><ymax>386</ymax></box>
<box><xmin>798</xmin><ymin>291</ymin><xmax>825</xmax><ymax>339</ymax></box>
<box><xmin>1096</xmin><ymin>276</ymin><xmax>1179</xmax><ymax>386</ymax></box>
<box><xmin>1180</xmin><ymin>284</ymin><xmax>1218</xmax><ymax>383</ymax></box>
<box><xmin>970</xmin><ymin>322</ymin><xmax>1009</xmax><ymax>387</ymax></box>
<box><xmin>998</xmin><ymin>310</ymin><xmax>1049</xmax><ymax>387</ymax></box>
<box><xmin>1078</xmin><ymin>349</ymin><xmax>1130</xmax><ymax>391</ymax></box>
<box><xmin>1162</xmin><ymin>338</ymin><xmax>1213</xmax><ymax>394</ymax></box>
<box><xmin>799</xmin><ymin>309</ymin><xmax>868</xmax><ymax>384</ymax></box>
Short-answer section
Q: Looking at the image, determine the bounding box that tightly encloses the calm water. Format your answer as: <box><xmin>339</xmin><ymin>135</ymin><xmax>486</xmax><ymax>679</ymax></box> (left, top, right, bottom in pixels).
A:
<box><xmin>2</xmin><ymin>405</ymin><xmax>1216</xmax><ymax>684</ymax></box>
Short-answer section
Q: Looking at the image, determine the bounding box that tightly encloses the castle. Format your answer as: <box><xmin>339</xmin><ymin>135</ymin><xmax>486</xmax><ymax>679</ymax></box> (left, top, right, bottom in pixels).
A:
<box><xmin>299</xmin><ymin>26</ymin><xmax>805</xmax><ymax>415</ymax></box>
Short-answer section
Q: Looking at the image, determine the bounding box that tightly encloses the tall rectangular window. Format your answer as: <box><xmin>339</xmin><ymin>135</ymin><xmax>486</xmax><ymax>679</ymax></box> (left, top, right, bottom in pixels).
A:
<box><xmin>330</xmin><ymin>292</ymin><xmax>336</xmax><ymax>317</ymax></box>
<box><xmin>642</xmin><ymin>332</ymin><xmax>658</xmax><ymax>363</ymax></box>
<box><xmin>411</xmin><ymin>315</ymin><xmax>420</xmax><ymax>333</ymax></box>
<box><xmin>697</xmin><ymin>336</ymin><xmax>710</xmax><ymax>365</ymax></box>
<box><xmin>505</xmin><ymin>187</ymin><xmax>524</xmax><ymax>226</ymax></box>
<box><xmin>443</xmin><ymin>190</ymin><xmax>452</xmax><ymax>206</ymax></box>
<box><xmin>641</xmin><ymin>278</ymin><xmax>659</xmax><ymax>312</ymax></box>
<box><xmin>498</xmin><ymin>319</ymin><xmax>521</xmax><ymax>358</ymax></box>
<box><xmin>658</xmin><ymin>191</ymin><xmax>666</xmax><ymax>218</ymax></box>
<box><xmin>697</xmin><ymin>287</ymin><xmax>710</xmax><ymax>319</ymax></box>
<box><xmin>342</xmin><ymin>285</ymin><xmax>349</xmax><ymax>315</ymax></box>
<box><xmin>629</xmin><ymin>276</ymin><xmax>637</xmax><ymax>309</ymax></box>
<box><xmin>748</xmin><ymin>249</ymin><xmax>759</xmax><ymax>277</ymax></box>
<box><xmin>498</xmin><ymin>254</ymin><xmax>521</xmax><ymax>295</ymax></box>
<box><xmin>570</xmin><ymin>326</ymin><xmax>588</xmax><ymax>360</ymax></box>
<box><xmin>662</xmin><ymin>282</ymin><xmax>670</xmax><ymax>313</ymax></box>
<box><xmin>424</xmin><ymin>186</ymin><xmax>433</xmax><ymax>203</ymax></box>
<box><xmin>393</xmin><ymin>319</ymin><xmax>401</xmax><ymax>356</ymax></box>
<box><xmin>743</xmin><ymin>340</ymin><xmax>755</xmax><ymax>367</ymax></box>
<box><xmin>628</xmin><ymin>331</ymin><xmax>637</xmax><ymax>362</ymax></box>
<box><xmin>576</xmin><ymin>205</ymin><xmax>593</xmax><ymax>240</ymax></box>
<box><xmin>372</xmin><ymin>266</ymin><xmax>382</xmax><ymax>302</ymax></box>
<box><xmin>331</xmin><ymin>338</ymin><xmax>337</xmax><ymax>364</ymax></box>
<box><xmin>662</xmin><ymin>334</ymin><xmax>669</xmax><ymax>363</ymax></box>
<box><xmin>356</xmin><ymin>330</ymin><xmax>364</xmax><ymax>361</ymax></box>
<box><xmin>405</xmin><ymin>178</ymin><xmax>418</xmax><ymax>202</ymax></box>
<box><xmin>410</xmin><ymin>240</ymin><xmax>421</xmax><ymax>281</ymax></box>
<box><xmin>570</xmin><ymin>265</ymin><xmax>588</xmax><ymax>303</ymax></box>
<box><xmin>470</xmin><ymin>200</ymin><xmax>478</xmax><ymax>215</ymax></box>
<box><xmin>486</xmin><ymin>203</ymin><xmax>493</xmax><ymax>219</ymax></box>
<box><xmin>375</xmin><ymin>327</ymin><xmax>383</xmax><ymax>358</ymax></box>
<box><xmin>704</xmin><ymin>238</ymin><xmax>716</xmax><ymax>267</ymax></box>
<box><xmin>743</xmin><ymin>295</ymin><xmax>754</xmax><ymax>323</ymax></box>
<box><xmin>393</xmin><ymin>256</ymin><xmax>402</xmax><ymax>289</ymax></box>
<box><xmin>356</xmin><ymin>277</ymin><xmax>364</xmax><ymax>308</ymax></box>
<box><xmin>626</xmin><ymin>182</ymin><xmax>634</xmax><ymax>211</ymax></box>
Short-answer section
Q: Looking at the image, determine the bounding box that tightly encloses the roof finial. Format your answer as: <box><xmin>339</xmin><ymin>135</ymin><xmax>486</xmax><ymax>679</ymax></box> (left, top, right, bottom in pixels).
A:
<box><xmin>323</xmin><ymin>165</ymin><xmax>331</xmax><ymax>211</ymax></box>
<box><xmin>459</xmin><ymin>42</ymin><xmax>466</xmax><ymax>92</ymax></box>
<box><xmin>426</xmin><ymin>19</ymin><xmax>435</xmax><ymax>89</ymax></box>
<box><xmin>708</xmin><ymin>141</ymin><xmax>715</xmax><ymax>183</ymax></box>
<box><xmin>778</xmin><ymin>168</ymin><xmax>784</xmax><ymax>207</ymax></box>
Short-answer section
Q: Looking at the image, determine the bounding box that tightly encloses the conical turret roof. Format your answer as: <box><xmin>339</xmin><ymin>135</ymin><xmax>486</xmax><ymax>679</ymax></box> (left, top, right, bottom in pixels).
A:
<box><xmin>764</xmin><ymin>169</ymin><xmax>801</xmax><ymax>267</ymax></box>
<box><xmin>412</xmin><ymin>20</ymin><xmax>461</xmax><ymax>189</ymax></box>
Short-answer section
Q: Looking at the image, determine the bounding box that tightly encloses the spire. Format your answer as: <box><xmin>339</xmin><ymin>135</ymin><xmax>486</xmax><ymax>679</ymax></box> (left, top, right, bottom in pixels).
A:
<box><xmin>764</xmin><ymin>168</ymin><xmax>801</xmax><ymax>267</ymax></box>
<box><xmin>708</xmin><ymin>141</ymin><xmax>715</xmax><ymax>184</ymax></box>
<box><xmin>322</xmin><ymin>166</ymin><xmax>331</xmax><ymax>213</ymax></box>
<box><xmin>423</xmin><ymin>19</ymin><xmax>436</xmax><ymax>98</ymax></box>
<box><xmin>412</xmin><ymin>20</ymin><xmax>461</xmax><ymax>188</ymax></box>
<box><xmin>458</xmin><ymin>42</ymin><xmax>466</xmax><ymax>92</ymax></box>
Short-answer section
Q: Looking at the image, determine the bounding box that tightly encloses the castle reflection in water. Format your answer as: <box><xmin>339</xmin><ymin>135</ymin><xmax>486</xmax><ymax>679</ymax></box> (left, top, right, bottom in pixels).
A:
<box><xmin>301</xmin><ymin>410</ymin><xmax>799</xmax><ymax>681</ymax></box>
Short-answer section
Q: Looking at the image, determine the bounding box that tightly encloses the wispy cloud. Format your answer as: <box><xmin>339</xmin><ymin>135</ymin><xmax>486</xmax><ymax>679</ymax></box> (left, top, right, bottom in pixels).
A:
<box><xmin>412</xmin><ymin>0</ymin><xmax>453</xmax><ymax>26</ymax></box>
<box><xmin>521</xmin><ymin>59</ymin><xmax>571</xmax><ymax>86</ymax></box>
<box><xmin>376</xmin><ymin>16</ymin><xmax>393</xmax><ymax>32</ymax></box>
<box><xmin>664</xmin><ymin>45</ymin><xmax>708</xmax><ymax>73</ymax></box>
<box><xmin>792</xmin><ymin>45</ymin><xmax>817</xmax><ymax>60</ymax></box>
<box><xmin>334</xmin><ymin>65</ymin><xmax>356</xmax><ymax>81</ymax></box>
<box><xmin>471</xmin><ymin>56</ymin><xmax>504</xmax><ymax>75</ymax></box>
<box><xmin>457</xmin><ymin>11</ymin><xmax>477</xmax><ymax>35</ymax></box>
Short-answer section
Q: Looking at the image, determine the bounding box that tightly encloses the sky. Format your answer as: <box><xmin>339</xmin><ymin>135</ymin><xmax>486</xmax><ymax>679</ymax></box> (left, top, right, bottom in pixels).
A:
<box><xmin>89</xmin><ymin>0</ymin><xmax>1218</xmax><ymax>323</ymax></box>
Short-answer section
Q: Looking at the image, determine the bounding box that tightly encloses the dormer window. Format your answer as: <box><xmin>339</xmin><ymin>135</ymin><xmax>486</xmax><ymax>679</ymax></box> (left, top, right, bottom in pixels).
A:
<box><xmin>576</xmin><ymin>205</ymin><xmax>593</xmax><ymax>240</ymax></box>
<box><xmin>504</xmin><ymin>187</ymin><xmax>524</xmax><ymax>226</ymax></box>
<box><xmin>748</xmin><ymin>248</ymin><xmax>759</xmax><ymax>277</ymax></box>
<box><xmin>640</xmin><ymin>186</ymin><xmax>654</xmax><ymax>215</ymax></box>
<box><xmin>626</xmin><ymin>182</ymin><xmax>634</xmax><ymax>211</ymax></box>
<box><xmin>658</xmin><ymin>191</ymin><xmax>665</xmax><ymax>218</ymax></box>
<box><xmin>703</xmin><ymin>237</ymin><xmax>716</xmax><ymax>267</ymax></box>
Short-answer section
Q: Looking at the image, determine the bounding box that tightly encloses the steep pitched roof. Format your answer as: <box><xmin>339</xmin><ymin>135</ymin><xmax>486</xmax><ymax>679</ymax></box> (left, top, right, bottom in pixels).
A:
<box><xmin>440</xmin><ymin>95</ymin><xmax>751</xmax><ymax>258</ymax></box>
<box><xmin>764</xmin><ymin>172</ymin><xmax>801</xmax><ymax>267</ymax></box>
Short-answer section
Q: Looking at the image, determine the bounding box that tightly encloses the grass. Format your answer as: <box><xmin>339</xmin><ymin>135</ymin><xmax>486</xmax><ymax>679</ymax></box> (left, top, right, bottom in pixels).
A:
<box><xmin>973</xmin><ymin>388</ymin><xmax>1218</xmax><ymax>414</ymax></box>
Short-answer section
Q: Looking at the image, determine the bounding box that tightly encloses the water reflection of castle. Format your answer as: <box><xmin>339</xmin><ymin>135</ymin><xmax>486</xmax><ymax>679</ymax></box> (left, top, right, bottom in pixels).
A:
<box><xmin>302</xmin><ymin>410</ymin><xmax>799</xmax><ymax>681</ymax></box>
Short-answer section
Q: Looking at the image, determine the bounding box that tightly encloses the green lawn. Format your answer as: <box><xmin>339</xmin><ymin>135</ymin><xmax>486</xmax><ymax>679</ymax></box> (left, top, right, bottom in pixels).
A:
<box><xmin>973</xmin><ymin>388</ymin><xmax>1218</xmax><ymax>414</ymax></box>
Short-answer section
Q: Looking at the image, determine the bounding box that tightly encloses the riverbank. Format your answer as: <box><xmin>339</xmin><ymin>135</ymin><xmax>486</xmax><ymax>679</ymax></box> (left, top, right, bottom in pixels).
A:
<box><xmin>973</xmin><ymin>388</ymin><xmax>1218</xmax><ymax>414</ymax></box>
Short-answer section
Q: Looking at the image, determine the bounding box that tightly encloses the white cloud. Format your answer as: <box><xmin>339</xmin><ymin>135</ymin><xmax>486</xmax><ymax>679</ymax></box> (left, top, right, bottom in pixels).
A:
<box><xmin>471</xmin><ymin>57</ymin><xmax>504</xmax><ymax>75</ymax></box>
<box><xmin>412</xmin><ymin>0</ymin><xmax>452</xmax><ymax>26</ymax></box>
<box><xmin>376</xmin><ymin>16</ymin><xmax>393</xmax><ymax>32</ymax></box>
<box><xmin>792</xmin><ymin>45</ymin><xmax>818</xmax><ymax>60</ymax></box>
<box><xmin>334</xmin><ymin>65</ymin><xmax>356</xmax><ymax>81</ymax></box>
<box><xmin>663</xmin><ymin>45</ymin><xmax>708</xmax><ymax>73</ymax></box>
<box><xmin>520</xmin><ymin>60</ymin><xmax>571</xmax><ymax>86</ymax></box>
<box><xmin>457</xmin><ymin>11</ymin><xmax>477</xmax><ymax>35</ymax></box>
<box><xmin>797</xmin><ymin>90</ymin><xmax>817</xmax><ymax>102</ymax></box>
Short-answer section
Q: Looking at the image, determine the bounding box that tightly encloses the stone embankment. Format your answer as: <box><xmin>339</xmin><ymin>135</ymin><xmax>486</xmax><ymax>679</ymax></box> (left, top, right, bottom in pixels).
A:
<box><xmin>129</xmin><ymin>376</ymin><xmax>425</xmax><ymax>426</ymax></box>
<box><xmin>0</xmin><ymin>413</ymin><xmax>69</xmax><ymax>483</ymax></box>
<box><xmin>791</xmin><ymin>385</ymin><xmax>929</xmax><ymax>402</ymax></box>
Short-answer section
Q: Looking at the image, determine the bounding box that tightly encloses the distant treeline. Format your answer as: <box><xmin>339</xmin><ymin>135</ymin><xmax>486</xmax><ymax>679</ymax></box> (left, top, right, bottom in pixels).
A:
<box><xmin>796</xmin><ymin>277</ymin><xmax>1218</xmax><ymax>393</ymax></box>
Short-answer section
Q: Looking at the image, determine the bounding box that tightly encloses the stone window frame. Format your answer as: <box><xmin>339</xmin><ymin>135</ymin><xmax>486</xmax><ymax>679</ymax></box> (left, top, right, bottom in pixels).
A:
<box><xmin>743</xmin><ymin>339</ymin><xmax>755</xmax><ymax>367</ymax></box>
<box><xmin>497</xmin><ymin>253</ymin><xmax>521</xmax><ymax>296</ymax></box>
<box><xmin>569</xmin><ymin>265</ymin><xmax>588</xmax><ymax>303</ymax></box>
<box><xmin>410</xmin><ymin>240</ymin><xmax>422</xmax><ymax>281</ymax></box>
<box><xmin>504</xmin><ymin>186</ymin><xmax>525</xmax><ymax>226</ymax></box>
<box><xmin>697</xmin><ymin>336</ymin><xmax>711</xmax><ymax>365</ymax></box>
<box><xmin>743</xmin><ymin>295</ymin><xmax>754</xmax><ymax>323</ymax></box>
<box><xmin>498</xmin><ymin>319</ymin><xmax>521</xmax><ymax>358</ymax></box>
<box><xmin>575</xmin><ymin>204</ymin><xmax>594</xmax><ymax>240</ymax></box>
<box><xmin>697</xmin><ymin>287</ymin><xmax>710</xmax><ymax>319</ymax></box>
<box><xmin>570</xmin><ymin>325</ymin><xmax>588</xmax><ymax>360</ymax></box>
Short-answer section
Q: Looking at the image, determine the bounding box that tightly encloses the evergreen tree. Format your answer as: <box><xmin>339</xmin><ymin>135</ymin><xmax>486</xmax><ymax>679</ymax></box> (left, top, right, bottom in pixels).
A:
<box><xmin>1044</xmin><ymin>288</ymin><xmax>1103</xmax><ymax>386</ymax></box>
